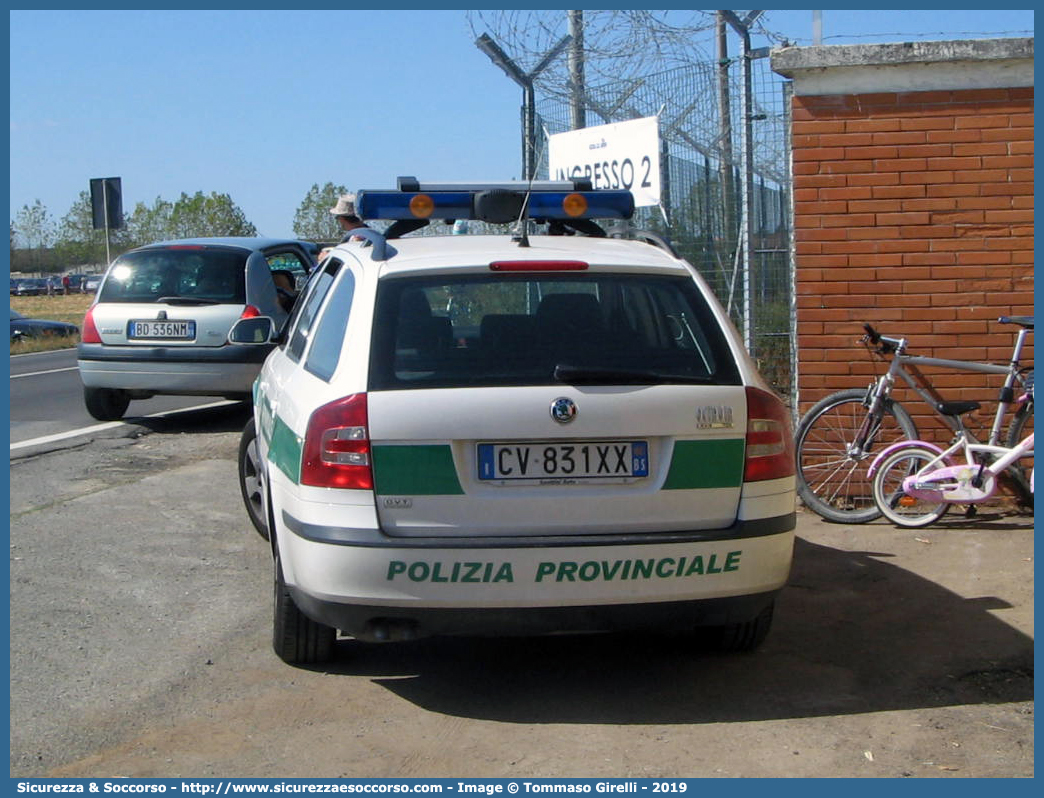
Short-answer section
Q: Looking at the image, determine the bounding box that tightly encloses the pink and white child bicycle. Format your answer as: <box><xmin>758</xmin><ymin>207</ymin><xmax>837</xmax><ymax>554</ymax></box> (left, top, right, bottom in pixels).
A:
<box><xmin>868</xmin><ymin>379</ymin><xmax>1034</xmax><ymax>528</ymax></box>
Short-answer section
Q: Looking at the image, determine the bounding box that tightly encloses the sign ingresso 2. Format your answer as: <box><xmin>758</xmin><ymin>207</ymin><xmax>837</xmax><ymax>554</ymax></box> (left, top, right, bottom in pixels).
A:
<box><xmin>548</xmin><ymin>116</ymin><xmax>661</xmax><ymax>208</ymax></box>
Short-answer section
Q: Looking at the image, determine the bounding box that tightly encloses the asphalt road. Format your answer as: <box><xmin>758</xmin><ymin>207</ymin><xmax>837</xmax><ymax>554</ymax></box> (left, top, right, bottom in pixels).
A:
<box><xmin>9</xmin><ymin>347</ymin><xmax>241</xmax><ymax>446</ymax></box>
<box><xmin>8</xmin><ymin>408</ymin><xmax>1035</xmax><ymax>778</ymax></box>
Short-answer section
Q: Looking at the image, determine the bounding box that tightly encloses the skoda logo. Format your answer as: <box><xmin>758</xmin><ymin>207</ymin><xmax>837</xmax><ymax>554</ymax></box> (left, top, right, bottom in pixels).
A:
<box><xmin>550</xmin><ymin>397</ymin><xmax>578</xmax><ymax>424</ymax></box>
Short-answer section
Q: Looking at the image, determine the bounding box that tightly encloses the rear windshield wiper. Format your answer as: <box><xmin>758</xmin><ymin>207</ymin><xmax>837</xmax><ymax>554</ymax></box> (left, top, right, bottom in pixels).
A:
<box><xmin>155</xmin><ymin>296</ymin><xmax>221</xmax><ymax>306</ymax></box>
<box><xmin>553</xmin><ymin>364</ymin><xmax>715</xmax><ymax>385</ymax></box>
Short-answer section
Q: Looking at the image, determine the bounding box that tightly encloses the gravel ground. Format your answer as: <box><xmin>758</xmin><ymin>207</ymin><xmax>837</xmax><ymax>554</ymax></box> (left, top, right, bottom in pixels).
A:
<box><xmin>9</xmin><ymin>411</ymin><xmax>1034</xmax><ymax>778</ymax></box>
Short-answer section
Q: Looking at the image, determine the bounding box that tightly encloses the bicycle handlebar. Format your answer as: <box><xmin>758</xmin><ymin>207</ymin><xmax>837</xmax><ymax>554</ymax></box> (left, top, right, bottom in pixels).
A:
<box><xmin>861</xmin><ymin>323</ymin><xmax>901</xmax><ymax>355</ymax></box>
<box><xmin>998</xmin><ymin>315</ymin><xmax>1034</xmax><ymax>329</ymax></box>
<box><xmin>863</xmin><ymin>316</ymin><xmax>1032</xmax><ymax>358</ymax></box>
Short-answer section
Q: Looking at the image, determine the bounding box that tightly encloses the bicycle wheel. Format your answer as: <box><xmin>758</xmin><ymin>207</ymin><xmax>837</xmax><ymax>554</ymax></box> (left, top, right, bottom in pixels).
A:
<box><xmin>871</xmin><ymin>446</ymin><xmax>949</xmax><ymax>528</ymax></box>
<box><xmin>1003</xmin><ymin>401</ymin><xmax>1034</xmax><ymax>509</ymax></box>
<box><xmin>1006</xmin><ymin>401</ymin><xmax>1034</xmax><ymax>448</ymax></box>
<box><xmin>796</xmin><ymin>388</ymin><xmax>918</xmax><ymax>523</ymax></box>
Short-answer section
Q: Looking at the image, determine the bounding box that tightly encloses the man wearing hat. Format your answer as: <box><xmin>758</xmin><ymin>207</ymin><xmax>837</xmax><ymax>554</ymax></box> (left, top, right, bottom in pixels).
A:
<box><xmin>330</xmin><ymin>193</ymin><xmax>368</xmax><ymax>242</ymax></box>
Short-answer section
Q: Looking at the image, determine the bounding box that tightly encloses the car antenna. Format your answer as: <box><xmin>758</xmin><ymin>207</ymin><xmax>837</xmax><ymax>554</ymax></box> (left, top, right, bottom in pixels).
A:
<box><xmin>514</xmin><ymin>179</ymin><xmax>533</xmax><ymax>249</ymax></box>
<box><xmin>515</xmin><ymin>131</ymin><xmax>552</xmax><ymax>248</ymax></box>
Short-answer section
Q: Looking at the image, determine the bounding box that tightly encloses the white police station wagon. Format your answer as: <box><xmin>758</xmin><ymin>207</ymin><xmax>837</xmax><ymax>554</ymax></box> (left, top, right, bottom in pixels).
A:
<box><xmin>232</xmin><ymin>178</ymin><xmax>796</xmax><ymax>664</ymax></box>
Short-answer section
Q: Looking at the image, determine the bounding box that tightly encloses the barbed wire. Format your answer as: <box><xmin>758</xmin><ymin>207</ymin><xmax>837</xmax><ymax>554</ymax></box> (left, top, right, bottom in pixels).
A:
<box><xmin>468</xmin><ymin>10</ymin><xmax>1032</xmax><ymax>86</ymax></box>
<box><xmin>820</xmin><ymin>28</ymin><xmax>1033</xmax><ymax>41</ymax></box>
<box><xmin>465</xmin><ymin>10</ymin><xmax>718</xmax><ymax>100</ymax></box>
<box><xmin>749</xmin><ymin>14</ymin><xmax>1033</xmax><ymax>47</ymax></box>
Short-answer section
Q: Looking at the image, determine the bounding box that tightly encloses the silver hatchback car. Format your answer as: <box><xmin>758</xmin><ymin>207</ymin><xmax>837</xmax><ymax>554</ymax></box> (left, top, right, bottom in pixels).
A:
<box><xmin>77</xmin><ymin>237</ymin><xmax>315</xmax><ymax>420</ymax></box>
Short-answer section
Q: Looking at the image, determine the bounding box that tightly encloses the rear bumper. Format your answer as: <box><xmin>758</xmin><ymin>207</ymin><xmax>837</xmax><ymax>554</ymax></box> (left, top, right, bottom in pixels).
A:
<box><xmin>78</xmin><ymin>342</ymin><xmax>270</xmax><ymax>394</ymax></box>
<box><xmin>277</xmin><ymin>514</ymin><xmax>796</xmax><ymax>639</ymax></box>
<box><xmin>293</xmin><ymin>587</ymin><xmax>782</xmax><ymax>642</ymax></box>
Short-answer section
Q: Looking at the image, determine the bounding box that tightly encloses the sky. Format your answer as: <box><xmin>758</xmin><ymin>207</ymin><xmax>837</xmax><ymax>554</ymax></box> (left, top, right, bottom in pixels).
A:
<box><xmin>8</xmin><ymin>7</ymin><xmax>1036</xmax><ymax>244</ymax></box>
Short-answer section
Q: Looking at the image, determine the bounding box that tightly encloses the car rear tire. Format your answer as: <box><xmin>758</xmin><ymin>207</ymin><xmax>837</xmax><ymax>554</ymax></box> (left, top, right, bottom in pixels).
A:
<box><xmin>83</xmin><ymin>387</ymin><xmax>131</xmax><ymax>421</ymax></box>
<box><xmin>238</xmin><ymin>419</ymin><xmax>269</xmax><ymax>540</ymax></box>
<box><xmin>273</xmin><ymin>549</ymin><xmax>335</xmax><ymax>665</ymax></box>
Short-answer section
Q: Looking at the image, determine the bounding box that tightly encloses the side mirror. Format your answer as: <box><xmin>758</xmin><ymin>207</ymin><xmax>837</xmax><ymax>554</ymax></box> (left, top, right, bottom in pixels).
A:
<box><xmin>228</xmin><ymin>316</ymin><xmax>275</xmax><ymax>344</ymax></box>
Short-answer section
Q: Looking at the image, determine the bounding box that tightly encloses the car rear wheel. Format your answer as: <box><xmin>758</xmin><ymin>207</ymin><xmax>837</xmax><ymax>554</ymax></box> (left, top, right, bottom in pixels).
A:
<box><xmin>273</xmin><ymin>549</ymin><xmax>335</xmax><ymax>665</ymax></box>
<box><xmin>238</xmin><ymin>419</ymin><xmax>269</xmax><ymax>540</ymax></box>
<box><xmin>83</xmin><ymin>387</ymin><xmax>131</xmax><ymax>421</ymax></box>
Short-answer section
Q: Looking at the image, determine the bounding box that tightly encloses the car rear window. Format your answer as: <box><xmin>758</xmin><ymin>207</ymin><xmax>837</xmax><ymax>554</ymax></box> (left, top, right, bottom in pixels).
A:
<box><xmin>98</xmin><ymin>247</ymin><xmax>247</xmax><ymax>304</ymax></box>
<box><xmin>368</xmin><ymin>273</ymin><xmax>741</xmax><ymax>390</ymax></box>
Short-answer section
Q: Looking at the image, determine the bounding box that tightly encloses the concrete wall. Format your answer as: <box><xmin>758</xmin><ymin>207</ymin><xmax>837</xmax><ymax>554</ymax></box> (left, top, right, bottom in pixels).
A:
<box><xmin>772</xmin><ymin>38</ymin><xmax>1033</xmax><ymax>438</ymax></box>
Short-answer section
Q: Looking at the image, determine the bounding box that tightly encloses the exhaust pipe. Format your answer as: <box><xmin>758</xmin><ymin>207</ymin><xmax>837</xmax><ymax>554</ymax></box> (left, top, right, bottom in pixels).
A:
<box><xmin>359</xmin><ymin>617</ymin><xmax>419</xmax><ymax>643</ymax></box>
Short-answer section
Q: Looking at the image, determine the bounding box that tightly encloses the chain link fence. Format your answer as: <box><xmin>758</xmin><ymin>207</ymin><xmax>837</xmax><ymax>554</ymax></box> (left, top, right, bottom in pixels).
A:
<box><xmin>533</xmin><ymin>54</ymin><xmax>795</xmax><ymax>399</ymax></box>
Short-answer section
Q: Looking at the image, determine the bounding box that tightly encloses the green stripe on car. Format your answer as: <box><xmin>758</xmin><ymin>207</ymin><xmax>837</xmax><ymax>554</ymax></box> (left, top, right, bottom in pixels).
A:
<box><xmin>372</xmin><ymin>445</ymin><xmax>465</xmax><ymax>495</ymax></box>
<box><xmin>270</xmin><ymin>415</ymin><xmax>303</xmax><ymax>483</ymax></box>
<box><xmin>662</xmin><ymin>439</ymin><xmax>745</xmax><ymax>490</ymax></box>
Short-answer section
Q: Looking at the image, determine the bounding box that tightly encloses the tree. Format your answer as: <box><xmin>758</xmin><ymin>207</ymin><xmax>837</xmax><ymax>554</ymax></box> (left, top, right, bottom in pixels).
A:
<box><xmin>11</xmin><ymin>189</ymin><xmax>262</xmax><ymax>272</ymax></box>
<box><xmin>122</xmin><ymin>196</ymin><xmax>175</xmax><ymax>249</ymax></box>
<box><xmin>55</xmin><ymin>191</ymin><xmax>109</xmax><ymax>267</ymax></box>
<box><xmin>293</xmin><ymin>182</ymin><xmax>348</xmax><ymax>242</ymax></box>
<box><xmin>168</xmin><ymin>191</ymin><xmax>258</xmax><ymax>239</ymax></box>
<box><xmin>13</xmin><ymin>200</ymin><xmax>54</xmax><ymax>269</ymax></box>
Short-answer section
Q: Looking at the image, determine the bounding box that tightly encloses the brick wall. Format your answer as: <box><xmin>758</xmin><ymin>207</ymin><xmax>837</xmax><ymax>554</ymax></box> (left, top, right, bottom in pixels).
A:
<box><xmin>792</xmin><ymin>87</ymin><xmax>1034</xmax><ymax>439</ymax></box>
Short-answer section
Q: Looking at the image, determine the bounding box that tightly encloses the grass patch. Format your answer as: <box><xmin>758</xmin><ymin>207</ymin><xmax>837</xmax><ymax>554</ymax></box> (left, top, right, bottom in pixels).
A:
<box><xmin>10</xmin><ymin>293</ymin><xmax>93</xmax><ymax>354</ymax></box>
<box><xmin>10</xmin><ymin>335</ymin><xmax>80</xmax><ymax>355</ymax></box>
<box><xmin>11</xmin><ymin>293</ymin><xmax>93</xmax><ymax>326</ymax></box>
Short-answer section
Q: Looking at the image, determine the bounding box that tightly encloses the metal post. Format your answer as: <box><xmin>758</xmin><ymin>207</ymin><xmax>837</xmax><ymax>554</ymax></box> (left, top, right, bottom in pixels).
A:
<box><xmin>722</xmin><ymin>10</ymin><xmax>762</xmax><ymax>353</ymax></box>
<box><xmin>784</xmin><ymin>80</ymin><xmax>798</xmax><ymax>417</ymax></box>
<box><xmin>102</xmin><ymin>186</ymin><xmax>112</xmax><ymax>266</ymax></box>
<box><xmin>568</xmin><ymin>10</ymin><xmax>586</xmax><ymax>130</ymax></box>
<box><xmin>739</xmin><ymin>27</ymin><xmax>755</xmax><ymax>352</ymax></box>
<box><xmin>660</xmin><ymin>136</ymin><xmax>671</xmax><ymax>227</ymax></box>
<box><xmin>522</xmin><ymin>81</ymin><xmax>536</xmax><ymax>180</ymax></box>
<box><xmin>716</xmin><ymin>12</ymin><xmax>736</xmax><ymax>266</ymax></box>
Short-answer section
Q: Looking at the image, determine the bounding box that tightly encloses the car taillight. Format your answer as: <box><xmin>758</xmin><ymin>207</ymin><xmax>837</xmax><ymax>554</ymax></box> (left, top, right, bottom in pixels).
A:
<box><xmin>81</xmin><ymin>306</ymin><xmax>101</xmax><ymax>344</ymax></box>
<box><xmin>301</xmin><ymin>393</ymin><xmax>373</xmax><ymax>489</ymax></box>
<box><xmin>744</xmin><ymin>386</ymin><xmax>795</xmax><ymax>482</ymax></box>
<box><xmin>240</xmin><ymin>305</ymin><xmax>261</xmax><ymax>319</ymax></box>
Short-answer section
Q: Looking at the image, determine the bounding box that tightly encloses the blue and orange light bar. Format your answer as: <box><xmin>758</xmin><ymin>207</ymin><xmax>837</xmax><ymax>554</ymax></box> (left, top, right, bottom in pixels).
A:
<box><xmin>355</xmin><ymin>177</ymin><xmax>635</xmax><ymax>224</ymax></box>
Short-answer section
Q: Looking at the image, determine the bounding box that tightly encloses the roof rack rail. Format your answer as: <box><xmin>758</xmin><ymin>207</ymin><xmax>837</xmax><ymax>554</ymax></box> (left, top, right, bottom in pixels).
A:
<box><xmin>604</xmin><ymin>221</ymin><xmax>680</xmax><ymax>258</ymax></box>
<box><xmin>341</xmin><ymin>227</ymin><xmax>396</xmax><ymax>261</ymax></box>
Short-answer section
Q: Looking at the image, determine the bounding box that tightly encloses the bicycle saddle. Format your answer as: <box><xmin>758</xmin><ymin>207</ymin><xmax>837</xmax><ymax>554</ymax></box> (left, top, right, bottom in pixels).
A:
<box><xmin>934</xmin><ymin>400</ymin><xmax>981</xmax><ymax>417</ymax></box>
